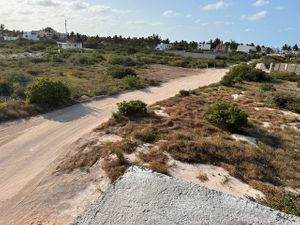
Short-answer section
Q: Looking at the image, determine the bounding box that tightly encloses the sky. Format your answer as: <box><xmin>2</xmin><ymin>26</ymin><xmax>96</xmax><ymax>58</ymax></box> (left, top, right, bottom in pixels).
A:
<box><xmin>0</xmin><ymin>0</ymin><xmax>299</xmax><ymax>47</ymax></box>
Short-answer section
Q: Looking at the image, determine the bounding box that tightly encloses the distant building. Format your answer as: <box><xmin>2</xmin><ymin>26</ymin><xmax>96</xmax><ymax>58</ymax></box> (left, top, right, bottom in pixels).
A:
<box><xmin>155</xmin><ymin>43</ymin><xmax>172</xmax><ymax>51</ymax></box>
<box><xmin>271</xmin><ymin>48</ymin><xmax>280</xmax><ymax>54</ymax></box>
<box><xmin>22</xmin><ymin>31</ymin><xmax>40</xmax><ymax>41</ymax></box>
<box><xmin>197</xmin><ymin>43</ymin><xmax>211</xmax><ymax>51</ymax></box>
<box><xmin>38</xmin><ymin>27</ymin><xmax>67</xmax><ymax>40</ymax></box>
<box><xmin>3</xmin><ymin>36</ymin><xmax>19</xmax><ymax>41</ymax></box>
<box><xmin>57</xmin><ymin>41</ymin><xmax>83</xmax><ymax>49</ymax></box>
<box><xmin>237</xmin><ymin>45</ymin><xmax>256</xmax><ymax>53</ymax></box>
<box><xmin>214</xmin><ymin>41</ymin><xmax>232</xmax><ymax>53</ymax></box>
<box><xmin>260</xmin><ymin>47</ymin><xmax>267</xmax><ymax>54</ymax></box>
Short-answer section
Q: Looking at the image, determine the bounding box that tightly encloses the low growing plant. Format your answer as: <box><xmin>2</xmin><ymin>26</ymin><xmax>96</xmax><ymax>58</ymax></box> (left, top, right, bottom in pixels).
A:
<box><xmin>260</xmin><ymin>84</ymin><xmax>276</xmax><ymax>92</ymax></box>
<box><xmin>108</xmin><ymin>66</ymin><xmax>137</xmax><ymax>79</ymax></box>
<box><xmin>177</xmin><ymin>89</ymin><xmax>190</xmax><ymax>97</ymax></box>
<box><xmin>25</xmin><ymin>78</ymin><xmax>71</xmax><ymax>106</ymax></box>
<box><xmin>207</xmin><ymin>100</ymin><xmax>248</xmax><ymax>132</ymax></box>
<box><xmin>113</xmin><ymin>100</ymin><xmax>147</xmax><ymax>118</ymax></box>
<box><xmin>220</xmin><ymin>64</ymin><xmax>270</xmax><ymax>86</ymax></box>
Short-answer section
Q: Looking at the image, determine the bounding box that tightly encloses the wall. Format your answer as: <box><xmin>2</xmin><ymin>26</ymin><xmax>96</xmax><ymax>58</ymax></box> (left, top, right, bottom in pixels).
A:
<box><xmin>270</xmin><ymin>63</ymin><xmax>300</xmax><ymax>75</ymax></box>
<box><xmin>165</xmin><ymin>50</ymin><xmax>229</xmax><ymax>59</ymax></box>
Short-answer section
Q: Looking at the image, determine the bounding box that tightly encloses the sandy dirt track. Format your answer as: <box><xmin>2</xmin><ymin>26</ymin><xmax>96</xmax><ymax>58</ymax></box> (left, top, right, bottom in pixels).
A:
<box><xmin>0</xmin><ymin>68</ymin><xmax>227</xmax><ymax>215</ymax></box>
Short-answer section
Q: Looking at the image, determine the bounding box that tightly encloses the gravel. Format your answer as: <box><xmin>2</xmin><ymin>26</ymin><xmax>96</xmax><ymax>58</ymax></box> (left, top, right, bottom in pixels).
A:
<box><xmin>72</xmin><ymin>167</ymin><xmax>300</xmax><ymax>225</ymax></box>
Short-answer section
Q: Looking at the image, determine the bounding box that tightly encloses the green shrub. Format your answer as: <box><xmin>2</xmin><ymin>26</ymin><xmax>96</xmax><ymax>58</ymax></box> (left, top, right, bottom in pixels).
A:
<box><xmin>115</xmin><ymin>150</ymin><xmax>127</xmax><ymax>165</ymax></box>
<box><xmin>259</xmin><ymin>192</ymin><xmax>300</xmax><ymax>216</ymax></box>
<box><xmin>177</xmin><ymin>90</ymin><xmax>190</xmax><ymax>97</ymax></box>
<box><xmin>270</xmin><ymin>71</ymin><xmax>300</xmax><ymax>82</ymax></box>
<box><xmin>270</xmin><ymin>92</ymin><xmax>300</xmax><ymax>113</ymax></box>
<box><xmin>108</xmin><ymin>66</ymin><xmax>137</xmax><ymax>79</ymax></box>
<box><xmin>70</xmin><ymin>54</ymin><xmax>102</xmax><ymax>65</ymax></box>
<box><xmin>207</xmin><ymin>100</ymin><xmax>248</xmax><ymax>132</ymax></box>
<box><xmin>0</xmin><ymin>80</ymin><xmax>13</xmax><ymax>96</ymax></box>
<box><xmin>260</xmin><ymin>84</ymin><xmax>276</xmax><ymax>92</ymax></box>
<box><xmin>221</xmin><ymin>64</ymin><xmax>270</xmax><ymax>86</ymax></box>
<box><xmin>109</xmin><ymin>56</ymin><xmax>137</xmax><ymax>66</ymax></box>
<box><xmin>25</xmin><ymin>78</ymin><xmax>70</xmax><ymax>106</ymax></box>
<box><xmin>114</xmin><ymin>100</ymin><xmax>147</xmax><ymax>117</ymax></box>
<box><xmin>220</xmin><ymin>75</ymin><xmax>235</xmax><ymax>86</ymax></box>
<box><xmin>134</xmin><ymin>127</ymin><xmax>157</xmax><ymax>143</ymax></box>
<box><xmin>122</xmin><ymin>76</ymin><xmax>143</xmax><ymax>89</ymax></box>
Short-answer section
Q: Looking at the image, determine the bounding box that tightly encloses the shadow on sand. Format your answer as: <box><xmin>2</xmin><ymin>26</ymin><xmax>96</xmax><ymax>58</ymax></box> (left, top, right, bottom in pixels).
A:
<box><xmin>42</xmin><ymin>104</ymin><xmax>101</xmax><ymax>123</ymax></box>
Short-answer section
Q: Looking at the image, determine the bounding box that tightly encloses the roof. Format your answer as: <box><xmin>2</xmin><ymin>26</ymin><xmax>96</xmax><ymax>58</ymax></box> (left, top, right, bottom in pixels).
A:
<box><xmin>72</xmin><ymin>167</ymin><xmax>300</xmax><ymax>225</ymax></box>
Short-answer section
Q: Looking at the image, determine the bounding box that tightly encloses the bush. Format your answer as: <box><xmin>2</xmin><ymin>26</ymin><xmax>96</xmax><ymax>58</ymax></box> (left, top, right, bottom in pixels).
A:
<box><xmin>25</xmin><ymin>78</ymin><xmax>71</xmax><ymax>106</ymax></box>
<box><xmin>122</xmin><ymin>76</ymin><xmax>143</xmax><ymax>89</ymax></box>
<box><xmin>259</xmin><ymin>192</ymin><xmax>300</xmax><ymax>216</ymax></box>
<box><xmin>0</xmin><ymin>80</ymin><xmax>13</xmax><ymax>96</ymax></box>
<box><xmin>207</xmin><ymin>100</ymin><xmax>248</xmax><ymax>132</ymax></box>
<box><xmin>134</xmin><ymin>127</ymin><xmax>157</xmax><ymax>143</ymax></box>
<box><xmin>260</xmin><ymin>84</ymin><xmax>276</xmax><ymax>92</ymax></box>
<box><xmin>220</xmin><ymin>75</ymin><xmax>235</xmax><ymax>86</ymax></box>
<box><xmin>114</xmin><ymin>100</ymin><xmax>147</xmax><ymax>117</ymax></box>
<box><xmin>177</xmin><ymin>90</ymin><xmax>190</xmax><ymax>97</ymax></box>
<box><xmin>109</xmin><ymin>56</ymin><xmax>137</xmax><ymax>66</ymax></box>
<box><xmin>108</xmin><ymin>66</ymin><xmax>137</xmax><ymax>79</ymax></box>
<box><xmin>270</xmin><ymin>71</ymin><xmax>300</xmax><ymax>82</ymax></box>
<box><xmin>271</xmin><ymin>92</ymin><xmax>300</xmax><ymax>113</ymax></box>
<box><xmin>221</xmin><ymin>64</ymin><xmax>270</xmax><ymax>86</ymax></box>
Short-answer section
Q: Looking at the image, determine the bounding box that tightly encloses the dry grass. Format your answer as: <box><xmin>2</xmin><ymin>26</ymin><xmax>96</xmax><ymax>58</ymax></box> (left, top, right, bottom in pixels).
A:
<box><xmin>102</xmin><ymin>157</ymin><xmax>130</xmax><ymax>182</ymax></box>
<box><xmin>138</xmin><ymin>149</ymin><xmax>169</xmax><ymax>175</ymax></box>
<box><xmin>197</xmin><ymin>172</ymin><xmax>209</xmax><ymax>182</ymax></box>
<box><xmin>56</xmin><ymin>79</ymin><xmax>300</xmax><ymax>215</ymax></box>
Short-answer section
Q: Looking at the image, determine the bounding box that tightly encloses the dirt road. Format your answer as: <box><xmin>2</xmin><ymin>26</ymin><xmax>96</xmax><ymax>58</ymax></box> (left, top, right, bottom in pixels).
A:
<box><xmin>0</xmin><ymin>68</ymin><xmax>227</xmax><ymax>207</ymax></box>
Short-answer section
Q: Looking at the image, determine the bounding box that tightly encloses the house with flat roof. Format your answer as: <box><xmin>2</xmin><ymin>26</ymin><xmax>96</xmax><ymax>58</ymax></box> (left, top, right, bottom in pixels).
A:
<box><xmin>237</xmin><ymin>45</ymin><xmax>256</xmax><ymax>53</ymax></box>
<box><xmin>22</xmin><ymin>31</ymin><xmax>40</xmax><ymax>41</ymax></box>
<box><xmin>57</xmin><ymin>41</ymin><xmax>83</xmax><ymax>49</ymax></box>
<box><xmin>155</xmin><ymin>43</ymin><xmax>172</xmax><ymax>51</ymax></box>
<box><xmin>197</xmin><ymin>43</ymin><xmax>211</xmax><ymax>51</ymax></box>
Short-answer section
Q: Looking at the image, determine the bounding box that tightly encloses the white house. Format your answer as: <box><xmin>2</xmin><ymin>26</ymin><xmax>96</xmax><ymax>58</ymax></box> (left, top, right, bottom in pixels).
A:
<box><xmin>237</xmin><ymin>45</ymin><xmax>256</xmax><ymax>53</ymax></box>
<box><xmin>197</xmin><ymin>43</ymin><xmax>211</xmax><ymax>51</ymax></box>
<box><xmin>57</xmin><ymin>41</ymin><xmax>83</xmax><ymax>49</ymax></box>
<box><xmin>3</xmin><ymin>36</ymin><xmax>19</xmax><ymax>41</ymax></box>
<box><xmin>155</xmin><ymin>43</ymin><xmax>172</xmax><ymax>51</ymax></box>
<box><xmin>22</xmin><ymin>31</ymin><xmax>40</xmax><ymax>41</ymax></box>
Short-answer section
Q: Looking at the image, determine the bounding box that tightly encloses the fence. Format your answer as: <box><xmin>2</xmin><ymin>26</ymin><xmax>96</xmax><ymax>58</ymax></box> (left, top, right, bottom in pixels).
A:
<box><xmin>270</xmin><ymin>63</ymin><xmax>300</xmax><ymax>75</ymax></box>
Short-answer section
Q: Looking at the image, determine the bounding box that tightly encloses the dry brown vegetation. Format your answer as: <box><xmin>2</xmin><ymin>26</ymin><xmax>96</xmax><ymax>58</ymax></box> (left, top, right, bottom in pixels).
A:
<box><xmin>56</xmin><ymin>79</ymin><xmax>300</xmax><ymax>215</ymax></box>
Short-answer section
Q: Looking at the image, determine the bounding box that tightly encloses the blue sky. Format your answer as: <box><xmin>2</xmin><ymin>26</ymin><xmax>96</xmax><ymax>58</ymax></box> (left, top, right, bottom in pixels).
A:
<box><xmin>1</xmin><ymin>0</ymin><xmax>299</xmax><ymax>47</ymax></box>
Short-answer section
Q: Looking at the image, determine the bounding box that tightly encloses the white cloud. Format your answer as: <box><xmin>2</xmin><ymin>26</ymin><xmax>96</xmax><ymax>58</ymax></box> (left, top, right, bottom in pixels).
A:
<box><xmin>285</xmin><ymin>27</ymin><xmax>296</xmax><ymax>31</ymax></box>
<box><xmin>162</xmin><ymin>10</ymin><xmax>179</xmax><ymax>17</ymax></box>
<box><xmin>214</xmin><ymin>21</ymin><xmax>233</xmax><ymax>25</ymax></box>
<box><xmin>127</xmin><ymin>21</ymin><xmax>162</xmax><ymax>26</ymax></box>
<box><xmin>245</xmin><ymin>28</ymin><xmax>255</xmax><ymax>32</ymax></box>
<box><xmin>241</xmin><ymin>10</ymin><xmax>267</xmax><ymax>21</ymax></box>
<box><xmin>28</xmin><ymin>0</ymin><xmax>60</xmax><ymax>7</ymax></box>
<box><xmin>275</xmin><ymin>6</ymin><xmax>285</xmax><ymax>10</ymax></box>
<box><xmin>202</xmin><ymin>1</ymin><xmax>230</xmax><ymax>11</ymax></box>
<box><xmin>253</xmin><ymin>0</ymin><xmax>270</xmax><ymax>7</ymax></box>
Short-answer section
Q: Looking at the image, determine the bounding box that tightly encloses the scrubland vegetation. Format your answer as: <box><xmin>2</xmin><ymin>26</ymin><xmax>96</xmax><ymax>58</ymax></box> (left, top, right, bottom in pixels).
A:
<box><xmin>0</xmin><ymin>38</ymin><xmax>251</xmax><ymax>122</ymax></box>
<box><xmin>56</xmin><ymin>63</ymin><xmax>300</xmax><ymax>216</ymax></box>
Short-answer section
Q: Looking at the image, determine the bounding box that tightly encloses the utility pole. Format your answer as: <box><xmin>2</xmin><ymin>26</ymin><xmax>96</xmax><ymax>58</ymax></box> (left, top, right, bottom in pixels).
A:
<box><xmin>65</xmin><ymin>18</ymin><xmax>68</xmax><ymax>35</ymax></box>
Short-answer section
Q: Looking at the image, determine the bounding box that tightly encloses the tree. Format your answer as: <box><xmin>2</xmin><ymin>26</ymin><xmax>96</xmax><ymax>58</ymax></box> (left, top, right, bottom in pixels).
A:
<box><xmin>293</xmin><ymin>44</ymin><xmax>299</xmax><ymax>51</ymax></box>
<box><xmin>0</xmin><ymin>24</ymin><xmax>5</xmax><ymax>35</ymax></box>
<box><xmin>282</xmin><ymin>44</ymin><xmax>289</xmax><ymax>51</ymax></box>
<box><xmin>25</xmin><ymin>78</ymin><xmax>70</xmax><ymax>106</ymax></box>
<box><xmin>256</xmin><ymin>45</ymin><xmax>261</xmax><ymax>52</ymax></box>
